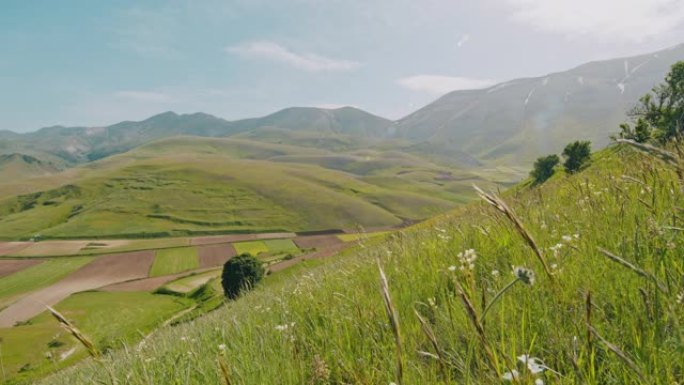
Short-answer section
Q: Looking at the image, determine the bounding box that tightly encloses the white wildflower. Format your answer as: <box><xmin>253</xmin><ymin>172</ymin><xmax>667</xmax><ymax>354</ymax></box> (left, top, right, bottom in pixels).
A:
<box><xmin>518</xmin><ymin>354</ymin><xmax>545</xmax><ymax>374</ymax></box>
<box><xmin>218</xmin><ymin>344</ymin><xmax>226</xmax><ymax>351</ymax></box>
<box><xmin>275</xmin><ymin>324</ymin><xmax>289</xmax><ymax>331</ymax></box>
<box><xmin>535</xmin><ymin>379</ymin><xmax>544</xmax><ymax>385</ymax></box>
<box><xmin>491</xmin><ymin>269</ymin><xmax>500</xmax><ymax>278</ymax></box>
<box><xmin>180</xmin><ymin>336</ymin><xmax>188</xmax><ymax>342</ymax></box>
<box><xmin>561</xmin><ymin>235</ymin><xmax>573</xmax><ymax>242</ymax></box>
<box><xmin>677</xmin><ymin>291</ymin><xmax>684</xmax><ymax>305</ymax></box>
<box><xmin>502</xmin><ymin>369</ymin><xmax>519</xmax><ymax>381</ymax></box>
<box><xmin>448</xmin><ymin>265</ymin><xmax>457</xmax><ymax>272</ymax></box>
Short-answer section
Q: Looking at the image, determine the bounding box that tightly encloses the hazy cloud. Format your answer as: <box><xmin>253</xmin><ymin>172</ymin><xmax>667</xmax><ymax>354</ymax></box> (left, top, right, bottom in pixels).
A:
<box><xmin>115</xmin><ymin>90</ymin><xmax>174</xmax><ymax>103</ymax></box>
<box><xmin>227</xmin><ymin>41</ymin><xmax>361</xmax><ymax>72</ymax></box>
<box><xmin>397</xmin><ymin>75</ymin><xmax>496</xmax><ymax>95</ymax></box>
<box><xmin>505</xmin><ymin>0</ymin><xmax>684</xmax><ymax>42</ymax></box>
<box><xmin>457</xmin><ymin>34</ymin><xmax>470</xmax><ymax>47</ymax></box>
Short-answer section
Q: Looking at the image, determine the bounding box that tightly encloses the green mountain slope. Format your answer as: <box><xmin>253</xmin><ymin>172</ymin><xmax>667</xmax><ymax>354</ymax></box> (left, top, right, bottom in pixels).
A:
<box><xmin>41</xmin><ymin>143</ymin><xmax>684</xmax><ymax>384</ymax></box>
<box><xmin>0</xmin><ymin>107</ymin><xmax>392</xmax><ymax>166</ymax></box>
<box><xmin>392</xmin><ymin>43</ymin><xmax>684</xmax><ymax>166</ymax></box>
<box><xmin>0</xmin><ymin>136</ymin><xmax>507</xmax><ymax>239</ymax></box>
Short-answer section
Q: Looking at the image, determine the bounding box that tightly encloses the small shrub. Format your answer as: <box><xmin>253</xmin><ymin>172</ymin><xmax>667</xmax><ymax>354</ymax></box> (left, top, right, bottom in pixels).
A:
<box><xmin>530</xmin><ymin>154</ymin><xmax>559</xmax><ymax>184</ymax></box>
<box><xmin>221</xmin><ymin>253</ymin><xmax>265</xmax><ymax>299</ymax></box>
<box><xmin>562</xmin><ymin>141</ymin><xmax>591</xmax><ymax>173</ymax></box>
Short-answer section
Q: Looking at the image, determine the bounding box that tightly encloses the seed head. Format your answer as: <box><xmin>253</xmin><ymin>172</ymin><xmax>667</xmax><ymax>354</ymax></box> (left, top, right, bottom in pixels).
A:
<box><xmin>513</xmin><ymin>267</ymin><xmax>535</xmax><ymax>285</ymax></box>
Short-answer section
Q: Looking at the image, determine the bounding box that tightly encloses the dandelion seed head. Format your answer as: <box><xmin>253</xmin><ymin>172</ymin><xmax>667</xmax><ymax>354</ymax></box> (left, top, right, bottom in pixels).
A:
<box><xmin>513</xmin><ymin>267</ymin><xmax>535</xmax><ymax>285</ymax></box>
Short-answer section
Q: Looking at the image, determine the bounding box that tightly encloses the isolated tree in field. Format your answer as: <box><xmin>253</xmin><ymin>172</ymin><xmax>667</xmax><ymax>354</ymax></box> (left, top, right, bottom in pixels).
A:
<box><xmin>221</xmin><ymin>253</ymin><xmax>265</xmax><ymax>299</ymax></box>
<box><xmin>619</xmin><ymin>61</ymin><xmax>684</xmax><ymax>142</ymax></box>
<box><xmin>530</xmin><ymin>154</ymin><xmax>560</xmax><ymax>184</ymax></box>
<box><xmin>562</xmin><ymin>141</ymin><xmax>591</xmax><ymax>173</ymax></box>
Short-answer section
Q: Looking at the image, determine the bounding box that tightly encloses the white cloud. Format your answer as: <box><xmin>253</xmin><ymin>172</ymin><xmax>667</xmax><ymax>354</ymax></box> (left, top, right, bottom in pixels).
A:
<box><xmin>226</xmin><ymin>41</ymin><xmax>361</xmax><ymax>72</ymax></box>
<box><xmin>457</xmin><ymin>34</ymin><xmax>470</xmax><ymax>47</ymax></box>
<box><xmin>397</xmin><ymin>75</ymin><xmax>496</xmax><ymax>95</ymax></box>
<box><xmin>505</xmin><ymin>0</ymin><xmax>684</xmax><ymax>42</ymax></box>
<box><xmin>114</xmin><ymin>90</ymin><xmax>174</xmax><ymax>103</ymax></box>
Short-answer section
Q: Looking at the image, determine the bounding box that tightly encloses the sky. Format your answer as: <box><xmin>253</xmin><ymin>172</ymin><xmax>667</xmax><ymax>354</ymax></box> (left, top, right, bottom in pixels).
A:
<box><xmin>1</xmin><ymin>0</ymin><xmax>683</xmax><ymax>132</ymax></box>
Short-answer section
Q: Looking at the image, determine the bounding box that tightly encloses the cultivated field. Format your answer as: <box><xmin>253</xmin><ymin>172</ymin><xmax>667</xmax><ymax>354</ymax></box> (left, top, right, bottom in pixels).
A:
<box><xmin>0</xmin><ymin>230</ymin><xmax>377</xmax><ymax>383</ymax></box>
<box><xmin>149</xmin><ymin>247</ymin><xmax>199</xmax><ymax>277</ymax></box>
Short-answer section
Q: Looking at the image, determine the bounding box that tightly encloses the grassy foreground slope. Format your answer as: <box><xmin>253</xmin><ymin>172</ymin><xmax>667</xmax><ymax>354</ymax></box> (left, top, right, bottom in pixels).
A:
<box><xmin>44</xmin><ymin>145</ymin><xmax>684</xmax><ymax>384</ymax></box>
<box><xmin>0</xmin><ymin>136</ymin><xmax>507</xmax><ymax>240</ymax></box>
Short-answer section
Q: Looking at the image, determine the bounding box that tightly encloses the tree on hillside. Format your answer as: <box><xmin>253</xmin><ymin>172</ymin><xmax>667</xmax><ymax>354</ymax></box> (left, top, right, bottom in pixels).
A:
<box><xmin>562</xmin><ymin>141</ymin><xmax>591</xmax><ymax>173</ymax></box>
<box><xmin>221</xmin><ymin>253</ymin><xmax>265</xmax><ymax>299</ymax></box>
<box><xmin>619</xmin><ymin>61</ymin><xmax>684</xmax><ymax>143</ymax></box>
<box><xmin>530</xmin><ymin>154</ymin><xmax>560</xmax><ymax>184</ymax></box>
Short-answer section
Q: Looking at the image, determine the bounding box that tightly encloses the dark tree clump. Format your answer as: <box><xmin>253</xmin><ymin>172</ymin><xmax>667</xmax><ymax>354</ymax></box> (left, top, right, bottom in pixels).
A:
<box><xmin>562</xmin><ymin>141</ymin><xmax>591</xmax><ymax>173</ymax></box>
<box><xmin>530</xmin><ymin>154</ymin><xmax>560</xmax><ymax>184</ymax></box>
<box><xmin>221</xmin><ymin>253</ymin><xmax>265</xmax><ymax>299</ymax></box>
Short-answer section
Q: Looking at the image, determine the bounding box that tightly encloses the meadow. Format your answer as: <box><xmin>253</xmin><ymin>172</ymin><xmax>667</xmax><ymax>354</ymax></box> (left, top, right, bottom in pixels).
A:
<box><xmin>40</xmin><ymin>144</ymin><xmax>684</xmax><ymax>384</ymax></box>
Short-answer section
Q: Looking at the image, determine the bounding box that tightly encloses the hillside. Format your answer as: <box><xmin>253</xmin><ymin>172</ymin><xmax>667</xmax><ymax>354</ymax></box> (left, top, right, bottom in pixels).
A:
<box><xmin>41</xmin><ymin>143</ymin><xmax>684</xmax><ymax>384</ymax></box>
<box><xmin>0</xmin><ymin>136</ymin><xmax>512</xmax><ymax>240</ymax></box>
<box><xmin>391</xmin><ymin>43</ymin><xmax>684</xmax><ymax>165</ymax></box>
<box><xmin>0</xmin><ymin>153</ymin><xmax>59</xmax><ymax>181</ymax></box>
<box><xmin>0</xmin><ymin>107</ymin><xmax>392</xmax><ymax>165</ymax></box>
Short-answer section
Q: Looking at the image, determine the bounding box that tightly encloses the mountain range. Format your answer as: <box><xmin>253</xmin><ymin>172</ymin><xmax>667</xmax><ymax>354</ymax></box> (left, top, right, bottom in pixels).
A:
<box><xmin>3</xmin><ymin>43</ymin><xmax>682</xmax><ymax>171</ymax></box>
<box><xmin>0</xmin><ymin>43</ymin><xmax>681</xmax><ymax>238</ymax></box>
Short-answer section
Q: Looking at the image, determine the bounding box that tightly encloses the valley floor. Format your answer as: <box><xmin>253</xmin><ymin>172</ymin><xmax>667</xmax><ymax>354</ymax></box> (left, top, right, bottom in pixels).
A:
<box><xmin>0</xmin><ymin>229</ymin><xmax>387</xmax><ymax>383</ymax></box>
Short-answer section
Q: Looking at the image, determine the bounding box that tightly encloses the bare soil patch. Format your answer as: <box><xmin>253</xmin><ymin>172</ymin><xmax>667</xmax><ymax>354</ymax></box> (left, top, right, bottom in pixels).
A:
<box><xmin>0</xmin><ymin>259</ymin><xmax>43</xmax><ymax>278</ymax></box>
<box><xmin>12</xmin><ymin>240</ymin><xmax>90</xmax><ymax>257</ymax></box>
<box><xmin>198</xmin><ymin>244</ymin><xmax>236</xmax><ymax>268</ymax></box>
<box><xmin>0</xmin><ymin>242</ymin><xmax>31</xmax><ymax>256</ymax></box>
<box><xmin>190</xmin><ymin>232</ymin><xmax>295</xmax><ymax>246</ymax></box>
<box><xmin>293</xmin><ymin>235</ymin><xmax>344</xmax><ymax>249</ymax></box>
<box><xmin>101</xmin><ymin>272</ymin><xmax>187</xmax><ymax>292</ymax></box>
<box><xmin>0</xmin><ymin>250</ymin><xmax>155</xmax><ymax>327</ymax></box>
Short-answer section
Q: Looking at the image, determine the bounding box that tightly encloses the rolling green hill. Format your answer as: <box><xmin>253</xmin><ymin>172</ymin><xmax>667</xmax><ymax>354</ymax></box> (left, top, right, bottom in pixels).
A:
<box><xmin>0</xmin><ymin>136</ymin><xmax>510</xmax><ymax>240</ymax></box>
<box><xmin>40</xmin><ymin>141</ymin><xmax>684</xmax><ymax>385</ymax></box>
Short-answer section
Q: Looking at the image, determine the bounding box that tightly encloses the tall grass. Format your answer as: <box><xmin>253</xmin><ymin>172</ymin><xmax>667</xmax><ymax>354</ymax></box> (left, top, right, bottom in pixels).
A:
<box><xmin>42</xmin><ymin>145</ymin><xmax>683</xmax><ymax>384</ymax></box>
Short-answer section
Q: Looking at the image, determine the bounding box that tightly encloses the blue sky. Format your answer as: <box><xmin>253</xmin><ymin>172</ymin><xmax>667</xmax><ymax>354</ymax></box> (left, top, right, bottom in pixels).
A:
<box><xmin>1</xmin><ymin>0</ymin><xmax>683</xmax><ymax>132</ymax></box>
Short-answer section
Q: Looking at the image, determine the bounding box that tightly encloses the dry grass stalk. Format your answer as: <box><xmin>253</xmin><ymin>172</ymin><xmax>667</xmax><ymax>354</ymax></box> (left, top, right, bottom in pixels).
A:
<box><xmin>414</xmin><ymin>309</ymin><xmax>448</xmax><ymax>380</ymax></box>
<box><xmin>453</xmin><ymin>280</ymin><xmax>498</xmax><ymax>371</ymax></box>
<box><xmin>597</xmin><ymin>248</ymin><xmax>668</xmax><ymax>293</ymax></box>
<box><xmin>218</xmin><ymin>354</ymin><xmax>232</xmax><ymax>385</ymax></box>
<box><xmin>46</xmin><ymin>305</ymin><xmax>99</xmax><ymax>359</ymax></box>
<box><xmin>617</xmin><ymin>139</ymin><xmax>684</xmax><ymax>186</ymax></box>
<box><xmin>587</xmin><ymin>325</ymin><xmax>646</xmax><ymax>382</ymax></box>
<box><xmin>377</xmin><ymin>261</ymin><xmax>404</xmax><ymax>385</ymax></box>
<box><xmin>616</xmin><ymin>139</ymin><xmax>681</xmax><ymax>170</ymax></box>
<box><xmin>309</xmin><ymin>354</ymin><xmax>331</xmax><ymax>385</ymax></box>
<box><xmin>585</xmin><ymin>291</ymin><xmax>592</xmax><ymax>351</ymax></box>
<box><xmin>473</xmin><ymin>185</ymin><xmax>553</xmax><ymax>280</ymax></box>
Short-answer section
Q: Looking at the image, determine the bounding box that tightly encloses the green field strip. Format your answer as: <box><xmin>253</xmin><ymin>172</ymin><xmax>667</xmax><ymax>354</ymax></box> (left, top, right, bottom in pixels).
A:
<box><xmin>0</xmin><ymin>257</ymin><xmax>93</xmax><ymax>304</ymax></box>
<box><xmin>262</xmin><ymin>239</ymin><xmax>299</xmax><ymax>253</ymax></box>
<box><xmin>164</xmin><ymin>270</ymin><xmax>221</xmax><ymax>293</ymax></box>
<box><xmin>149</xmin><ymin>247</ymin><xmax>199</xmax><ymax>277</ymax></box>
<box><xmin>337</xmin><ymin>231</ymin><xmax>391</xmax><ymax>242</ymax></box>
<box><xmin>233</xmin><ymin>240</ymin><xmax>269</xmax><ymax>256</ymax></box>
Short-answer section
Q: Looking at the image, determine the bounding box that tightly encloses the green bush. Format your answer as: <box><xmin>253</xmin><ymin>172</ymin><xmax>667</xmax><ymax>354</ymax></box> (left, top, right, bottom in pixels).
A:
<box><xmin>562</xmin><ymin>140</ymin><xmax>591</xmax><ymax>173</ymax></box>
<box><xmin>221</xmin><ymin>253</ymin><xmax>265</xmax><ymax>299</ymax></box>
<box><xmin>620</xmin><ymin>61</ymin><xmax>684</xmax><ymax>142</ymax></box>
<box><xmin>530</xmin><ymin>154</ymin><xmax>559</xmax><ymax>184</ymax></box>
